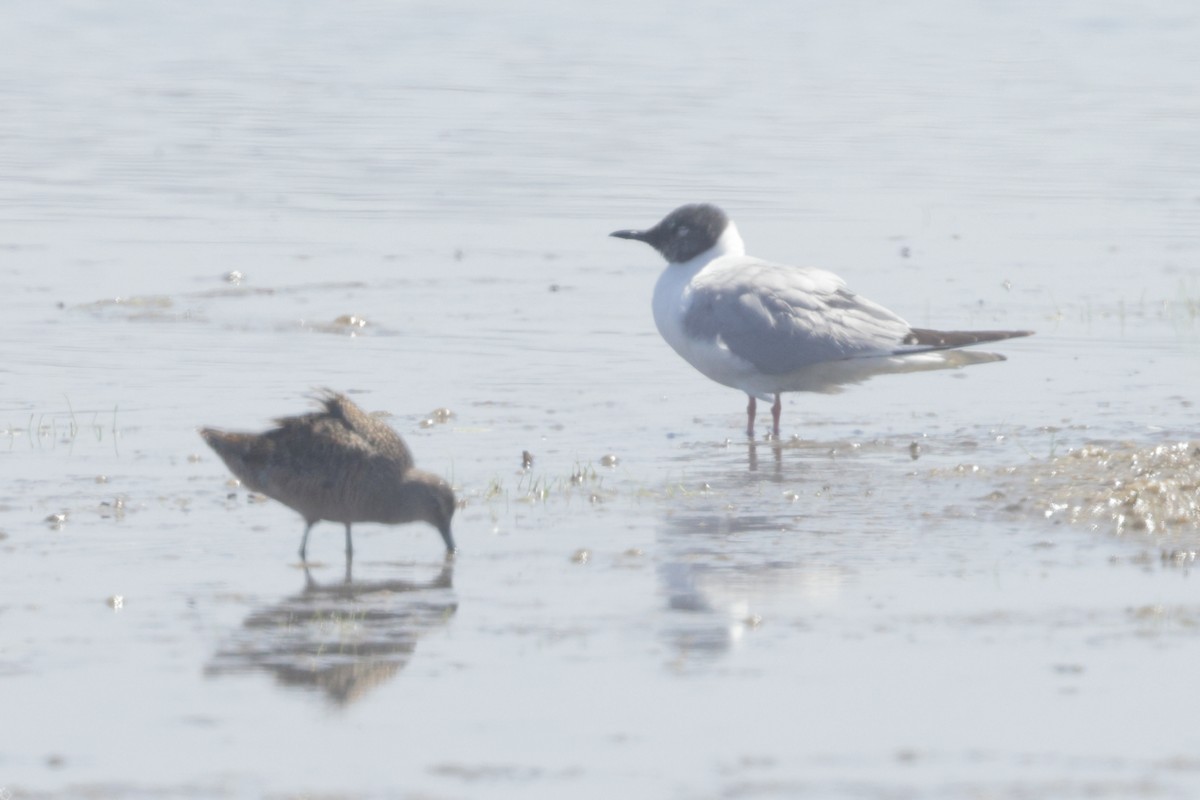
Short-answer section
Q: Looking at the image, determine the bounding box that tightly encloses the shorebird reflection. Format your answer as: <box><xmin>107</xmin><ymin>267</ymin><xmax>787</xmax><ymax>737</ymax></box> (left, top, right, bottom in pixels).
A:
<box><xmin>207</xmin><ymin>558</ymin><xmax>456</xmax><ymax>705</ymax></box>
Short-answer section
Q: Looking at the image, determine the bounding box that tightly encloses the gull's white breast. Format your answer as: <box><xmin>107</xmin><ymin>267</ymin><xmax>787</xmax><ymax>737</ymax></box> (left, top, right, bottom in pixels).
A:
<box><xmin>651</xmin><ymin>224</ymin><xmax>769</xmax><ymax>397</ymax></box>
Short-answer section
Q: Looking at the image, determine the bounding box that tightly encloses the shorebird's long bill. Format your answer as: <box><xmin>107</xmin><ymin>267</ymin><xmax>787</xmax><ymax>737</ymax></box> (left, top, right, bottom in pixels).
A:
<box><xmin>440</xmin><ymin>525</ymin><xmax>457</xmax><ymax>554</ymax></box>
<box><xmin>609</xmin><ymin>228</ymin><xmax>649</xmax><ymax>241</ymax></box>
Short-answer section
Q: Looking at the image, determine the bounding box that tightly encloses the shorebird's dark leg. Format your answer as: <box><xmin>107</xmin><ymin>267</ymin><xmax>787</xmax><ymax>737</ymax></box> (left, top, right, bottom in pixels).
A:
<box><xmin>344</xmin><ymin>523</ymin><xmax>354</xmax><ymax>560</ymax></box>
<box><xmin>299</xmin><ymin>520</ymin><xmax>316</xmax><ymax>561</ymax></box>
<box><xmin>746</xmin><ymin>395</ymin><xmax>757</xmax><ymax>437</ymax></box>
<box><xmin>771</xmin><ymin>394</ymin><xmax>782</xmax><ymax>437</ymax></box>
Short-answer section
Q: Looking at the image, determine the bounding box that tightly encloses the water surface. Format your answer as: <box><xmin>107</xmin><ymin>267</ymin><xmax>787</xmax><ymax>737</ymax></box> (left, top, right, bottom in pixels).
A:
<box><xmin>2</xmin><ymin>1</ymin><xmax>1199</xmax><ymax>797</ymax></box>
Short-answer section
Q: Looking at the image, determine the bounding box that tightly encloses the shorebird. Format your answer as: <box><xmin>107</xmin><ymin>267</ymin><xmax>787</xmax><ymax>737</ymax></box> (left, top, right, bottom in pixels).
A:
<box><xmin>200</xmin><ymin>391</ymin><xmax>456</xmax><ymax>560</ymax></box>
<box><xmin>611</xmin><ymin>203</ymin><xmax>1033</xmax><ymax>436</ymax></box>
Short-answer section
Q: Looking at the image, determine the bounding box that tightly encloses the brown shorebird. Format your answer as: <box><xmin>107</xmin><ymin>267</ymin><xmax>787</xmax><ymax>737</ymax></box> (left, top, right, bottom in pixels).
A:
<box><xmin>611</xmin><ymin>203</ymin><xmax>1034</xmax><ymax>437</ymax></box>
<box><xmin>200</xmin><ymin>391</ymin><xmax>456</xmax><ymax>560</ymax></box>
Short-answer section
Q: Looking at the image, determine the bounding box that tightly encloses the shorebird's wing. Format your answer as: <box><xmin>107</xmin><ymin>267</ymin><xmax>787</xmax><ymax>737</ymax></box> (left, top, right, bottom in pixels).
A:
<box><xmin>313</xmin><ymin>390</ymin><xmax>416</xmax><ymax>470</ymax></box>
<box><xmin>223</xmin><ymin>411</ymin><xmax>399</xmax><ymax>513</ymax></box>
<box><xmin>199</xmin><ymin>417</ymin><xmax>371</xmax><ymax>501</ymax></box>
<box><xmin>684</xmin><ymin>259</ymin><xmax>912</xmax><ymax>374</ymax></box>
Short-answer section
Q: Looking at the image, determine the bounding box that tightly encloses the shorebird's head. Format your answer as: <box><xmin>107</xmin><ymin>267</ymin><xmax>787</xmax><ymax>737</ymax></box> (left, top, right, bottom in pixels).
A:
<box><xmin>394</xmin><ymin>472</ymin><xmax>458</xmax><ymax>554</ymax></box>
<box><xmin>610</xmin><ymin>203</ymin><xmax>734</xmax><ymax>264</ymax></box>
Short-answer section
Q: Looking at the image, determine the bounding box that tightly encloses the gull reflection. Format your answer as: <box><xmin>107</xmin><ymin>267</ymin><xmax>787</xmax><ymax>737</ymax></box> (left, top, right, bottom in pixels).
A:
<box><xmin>207</xmin><ymin>558</ymin><xmax>456</xmax><ymax>704</ymax></box>
<box><xmin>745</xmin><ymin>436</ymin><xmax>784</xmax><ymax>475</ymax></box>
<box><xmin>658</xmin><ymin>513</ymin><xmax>785</xmax><ymax>666</ymax></box>
<box><xmin>657</xmin><ymin>449</ymin><xmax>851</xmax><ymax>669</ymax></box>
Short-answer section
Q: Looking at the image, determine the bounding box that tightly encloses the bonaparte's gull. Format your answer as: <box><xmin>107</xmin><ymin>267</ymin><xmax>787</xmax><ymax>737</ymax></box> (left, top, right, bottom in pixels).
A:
<box><xmin>611</xmin><ymin>204</ymin><xmax>1032</xmax><ymax>436</ymax></box>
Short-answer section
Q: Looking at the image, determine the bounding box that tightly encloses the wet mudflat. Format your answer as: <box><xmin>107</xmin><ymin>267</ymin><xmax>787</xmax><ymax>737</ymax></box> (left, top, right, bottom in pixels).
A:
<box><xmin>2</xmin><ymin>0</ymin><xmax>1200</xmax><ymax>798</ymax></box>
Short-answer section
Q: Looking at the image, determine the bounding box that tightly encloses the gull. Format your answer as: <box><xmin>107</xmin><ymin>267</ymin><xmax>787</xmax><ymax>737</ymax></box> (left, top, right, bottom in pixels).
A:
<box><xmin>611</xmin><ymin>203</ymin><xmax>1033</xmax><ymax>437</ymax></box>
<box><xmin>200</xmin><ymin>391</ymin><xmax>456</xmax><ymax>561</ymax></box>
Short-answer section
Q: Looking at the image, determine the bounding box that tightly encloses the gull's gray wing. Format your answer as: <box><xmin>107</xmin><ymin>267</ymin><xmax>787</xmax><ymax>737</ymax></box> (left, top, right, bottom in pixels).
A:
<box><xmin>683</xmin><ymin>259</ymin><xmax>912</xmax><ymax>374</ymax></box>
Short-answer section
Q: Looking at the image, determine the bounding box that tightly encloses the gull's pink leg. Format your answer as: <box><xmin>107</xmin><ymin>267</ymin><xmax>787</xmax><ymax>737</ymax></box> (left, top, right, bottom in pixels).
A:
<box><xmin>746</xmin><ymin>395</ymin><xmax>756</xmax><ymax>437</ymax></box>
<box><xmin>771</xmin><ymin>394</ymin><xmax>782</xmax><ymax>437</ymax></box>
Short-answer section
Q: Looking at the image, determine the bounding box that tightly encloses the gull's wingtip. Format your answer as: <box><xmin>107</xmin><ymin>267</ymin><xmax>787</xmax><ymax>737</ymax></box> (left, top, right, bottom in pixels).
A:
<box><xmin>904</xmin><ymin>328</ymin><xmax>1036</xmax><ymax>349</ymax></box>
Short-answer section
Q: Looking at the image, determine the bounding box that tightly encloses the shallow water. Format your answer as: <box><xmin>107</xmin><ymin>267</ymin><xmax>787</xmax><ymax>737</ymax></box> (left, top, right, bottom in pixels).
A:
<box><xmin>2</xmin><ymin>0</ymin><xmax>1200</xmax><ymax>797</ymax></box>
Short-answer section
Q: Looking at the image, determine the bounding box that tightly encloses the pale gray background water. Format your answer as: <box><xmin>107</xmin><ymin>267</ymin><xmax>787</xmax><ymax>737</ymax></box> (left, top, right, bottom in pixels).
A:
<box><xmin>2</xmin><ymin>1</ymin><xmax>1198</xmax><ymax>797</ymax></box>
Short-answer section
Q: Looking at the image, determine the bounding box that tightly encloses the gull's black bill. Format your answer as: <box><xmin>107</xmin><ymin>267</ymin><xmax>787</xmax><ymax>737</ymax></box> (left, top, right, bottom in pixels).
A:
<box><xmin>609</xmin><ymin>228</ymin><xmax>649</xmax><ymax>241</ymax></box>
